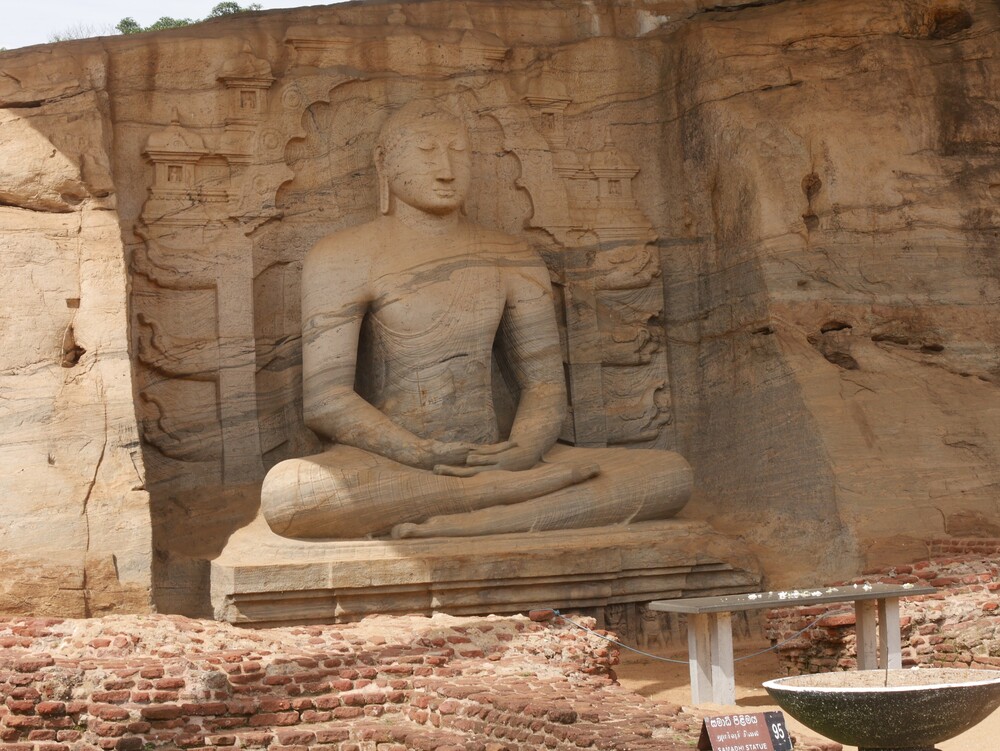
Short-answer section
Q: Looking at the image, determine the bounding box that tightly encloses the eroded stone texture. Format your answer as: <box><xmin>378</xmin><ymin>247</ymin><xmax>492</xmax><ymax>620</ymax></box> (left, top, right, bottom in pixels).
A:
<box><xmin>661</xmin><ymin>0</ymin><xmax>1000</xmax><ymax>583</ymax></box>
<box><xmin>3</xmin><ymin>0</ymin><xmax>1000</xmax><ymax>614</ymax></box>
<box><xmin>0</xmin><ymin>49</ymin><xmax>151</xmax><ymax>616</ymax></box>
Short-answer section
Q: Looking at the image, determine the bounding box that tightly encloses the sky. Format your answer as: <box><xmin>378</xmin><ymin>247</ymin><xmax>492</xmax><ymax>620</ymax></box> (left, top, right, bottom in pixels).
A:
<box><xmin>1</xmin><ymin>0</ymin><xmax>333</xmax><ymax>51</ymax></box>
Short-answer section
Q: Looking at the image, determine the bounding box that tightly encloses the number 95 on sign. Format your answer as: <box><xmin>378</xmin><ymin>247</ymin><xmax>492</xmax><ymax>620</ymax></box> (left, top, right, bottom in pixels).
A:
<box><xmin>697</xmin><ymin>711</ymin><xmax>793</xmax><ymax>751</ymax></box>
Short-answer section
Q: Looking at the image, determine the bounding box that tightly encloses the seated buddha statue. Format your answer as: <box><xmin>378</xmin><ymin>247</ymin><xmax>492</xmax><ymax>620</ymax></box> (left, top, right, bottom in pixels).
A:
<box><xmin>260</xmin><ymin>101</ymin><xmax>693</xmax><ymax>540</ymax></box>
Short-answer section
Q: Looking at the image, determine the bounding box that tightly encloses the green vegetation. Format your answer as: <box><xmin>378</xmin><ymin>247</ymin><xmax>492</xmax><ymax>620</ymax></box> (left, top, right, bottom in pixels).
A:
<box><xmin>47</xmin><ymin>3</ymin><xmax>263</xmax><ymax>42</ymax></box>
<box><xmin>116</xmin><ymin>2</ymin><xmax>262</xmax><ymax>35</ymax></box>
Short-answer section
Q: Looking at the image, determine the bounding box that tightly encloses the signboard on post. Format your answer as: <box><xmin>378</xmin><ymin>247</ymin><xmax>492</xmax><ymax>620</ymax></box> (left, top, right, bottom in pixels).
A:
<box><xmin>697</xmin><ymin>711</ymin><xmax>793</xmax><ymax>751</ymax></box>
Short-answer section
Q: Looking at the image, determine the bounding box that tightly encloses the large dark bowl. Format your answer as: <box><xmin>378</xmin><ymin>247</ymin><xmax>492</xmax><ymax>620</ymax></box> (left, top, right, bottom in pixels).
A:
<box><xmin>763</xmin><ymin>668</ymin><xmax>1000</xmax><ymax>751</ymax></box>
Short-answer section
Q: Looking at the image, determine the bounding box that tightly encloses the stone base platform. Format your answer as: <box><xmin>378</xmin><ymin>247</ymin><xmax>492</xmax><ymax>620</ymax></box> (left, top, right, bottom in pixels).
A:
<box><xmin>211</xmin><ymin>517</ymin><xmax>760</xmax><ymax>625</ymax></box>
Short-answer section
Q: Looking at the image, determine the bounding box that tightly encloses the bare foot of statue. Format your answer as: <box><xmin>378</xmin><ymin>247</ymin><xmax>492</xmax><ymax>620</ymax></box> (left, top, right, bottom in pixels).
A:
<box><xmin>259</xmin><ymin>99</ymin><xmax>693</xmax><ymax>540</ymax></box>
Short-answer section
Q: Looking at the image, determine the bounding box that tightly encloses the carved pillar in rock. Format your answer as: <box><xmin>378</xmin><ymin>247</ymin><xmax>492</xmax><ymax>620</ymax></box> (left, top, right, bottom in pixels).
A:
<box><xmin>522</xmin><ymin>74</ymin><xmax>674</xmax><ymax>449</ymax></box>
<box><xmin>135</xmin><ymin>89</ymin><xmax>270</xmax><ymax>485</ymax></box>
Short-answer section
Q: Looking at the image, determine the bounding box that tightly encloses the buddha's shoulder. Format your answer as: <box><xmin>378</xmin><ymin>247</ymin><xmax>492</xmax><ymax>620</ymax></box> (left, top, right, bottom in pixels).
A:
<box><xmin>468</xmin><ymin>223</ymin><xmax>535</xmax><ymax>257</ymax></box>
<box><xmin>305</xmin><ymin>220</ymin><xmax>383</xmax><ymax>269</ymax></box>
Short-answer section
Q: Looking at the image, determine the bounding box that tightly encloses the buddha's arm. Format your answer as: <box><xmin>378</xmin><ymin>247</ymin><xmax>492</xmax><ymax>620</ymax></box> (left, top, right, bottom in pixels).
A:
<box><xmin>448</xmin><ymin>251</ymin><xmax>567</xmax><ymax>475</ymax></box>
<box><xmin>301</xmin><ymin>240</ymin><xmax>477</xmax><ymax>471</ymax></box>
<box><xmin>498</xmin><ymin>256</ymin><xmax>568</xmax><ymax>463</ymax></box>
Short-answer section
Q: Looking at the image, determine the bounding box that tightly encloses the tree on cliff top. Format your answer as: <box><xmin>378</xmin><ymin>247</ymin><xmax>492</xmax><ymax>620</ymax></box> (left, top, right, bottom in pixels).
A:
<box><xmin>115</xmin><ymin>3</ymin><xmax>262</xmax><ymax>36</ymax></box>
<box><xmin>48</xmin><ymin>3</ymin><xmax>263</xmax><ymax>42</ymax></box>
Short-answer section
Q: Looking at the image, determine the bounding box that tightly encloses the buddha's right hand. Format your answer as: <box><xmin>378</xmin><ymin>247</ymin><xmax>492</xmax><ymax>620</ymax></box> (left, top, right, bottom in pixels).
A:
<box><xmin>420</xmin><ymin>439</ymin><xmax>516</xmax><ymax>469</ymax></box>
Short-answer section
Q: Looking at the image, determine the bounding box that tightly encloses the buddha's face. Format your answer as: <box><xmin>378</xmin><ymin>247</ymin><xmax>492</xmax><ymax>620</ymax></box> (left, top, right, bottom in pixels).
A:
<box><xmin>379</xmin><ymin>114</ymin><xmax>472</xmax><ymax>215</ymax></box>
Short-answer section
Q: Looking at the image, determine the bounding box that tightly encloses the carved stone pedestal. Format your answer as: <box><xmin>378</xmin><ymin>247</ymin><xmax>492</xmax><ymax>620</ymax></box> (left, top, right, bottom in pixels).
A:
<box><xmin>211</xmin><ymin>517</ymin><xmax>760</xmax><ymax>626</ymax></box>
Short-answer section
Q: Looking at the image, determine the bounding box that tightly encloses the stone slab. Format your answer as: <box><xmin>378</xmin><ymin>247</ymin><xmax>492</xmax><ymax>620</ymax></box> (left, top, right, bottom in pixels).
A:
<box><xmin>649</xmin><ymin>582</ymin><xmax>936</xmax><ymax>614</ymax></box>
<box><xmin>211</xmin><ymin>517</ymin><xmax>760</xmax><ymax>625</ymax></box>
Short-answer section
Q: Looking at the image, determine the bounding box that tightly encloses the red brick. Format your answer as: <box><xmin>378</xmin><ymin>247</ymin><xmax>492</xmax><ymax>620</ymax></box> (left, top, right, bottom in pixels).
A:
<box><xmin>314</xmin><ymin>728</ymin><xmax>351</xmax><ymax>743</ymax></box>
<box><xmin>154</xmin><ymin>678</ymin><xmax>186</xmax><ymax>690</ymax></box>
<box><xmin>225</xmin><ymin>701</ymin><xmax>255</xmax><ymax>715</ymax></box>
<box><xmin>141</xmin><ymin>705</ymin><xmax>183</xmax><ymax>721</ymax></box>
<box><xmin>226</xmin><ymin>675</ymin><xmax>261</xmax><ymax>685</ymax></box>
<box><xmin>332</xmin><ymin>706</ymin><xmax>364</xmax><ymax>719</ymax></box>
<box><xmin>36</xmin><ymin>702</ymin><xmax>66</xmax><ymax>717</ymax></box>
<box><xmin>91</xmin><ymin>691</ymin><xmax>130</xmax><ymax>704</ymax></box>
<box><xmin>259</xmin><ymin>698</ymin><xmax>291</xmax><ymax>712</ymax></box>
<box><xmin>6</xmin><ymin>714</ymin><xmax>43</xmax><ymax>729</ymax></box>
<box><xmin>275</xmin><ymin>728</ymin><xmax>316</xmax><ymax>745</ymax></box>
<box><xmin>299</xmin><ymin>710</ymin><xmax>331</xmax><ymax>723</ymax></box>
<box><xmin>102</xmin><ymin>680</ymin><xmax>134</xmax><ymax>691</ymax></box>
<box><xmin>89</xmin><ymin>720</ymin><xmax>127</xmax><ymax>738</ymax></box>
<box><xmin>236</xmin><ymin>731</ymin><xmax>273</xmax><ymax>747</ymax></box>
<box><xmin>14</xmin><ymin>655</ymin><xmax>55</xmax><ymax>672</ymax></box>
<box><xmin>90</xmin><ymin>705</ymin><xmax>129</xmax><ymax>721</ymax></box>
<box><xmin>247</xmin><ymin>712</ymin><xmax>299</xmax><ymax>727</ymax></box>
<box><xmin>181</xmin><ymin>702</ymin><xmax>227</xmax><ymax>716</ymax></box>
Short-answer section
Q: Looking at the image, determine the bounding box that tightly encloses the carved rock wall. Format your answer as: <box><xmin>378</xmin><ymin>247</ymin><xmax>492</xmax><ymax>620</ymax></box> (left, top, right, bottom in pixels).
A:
<box><xmin>1</xmin><ymin>0</ymin><xmax>999</xmax><ymax>613</ymax></box>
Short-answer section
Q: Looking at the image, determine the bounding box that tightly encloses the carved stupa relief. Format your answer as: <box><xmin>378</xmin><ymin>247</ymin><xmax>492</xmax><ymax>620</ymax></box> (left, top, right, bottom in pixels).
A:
<box><xmin>522</xmin><ymin>71</ymin><xmax>672</xmax><ymax>448</ymax></box>
<box><xmin>133</xmin><ymin>45</ymin><xmax>281</xmax><ymax>489</ymax></box>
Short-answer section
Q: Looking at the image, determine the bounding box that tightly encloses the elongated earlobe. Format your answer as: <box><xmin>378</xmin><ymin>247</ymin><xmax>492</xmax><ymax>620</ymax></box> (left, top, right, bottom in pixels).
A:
<box><xmin>375</xmin><ymin>146</ymin><xmax>390</xmax><ymax>215</ymax></box>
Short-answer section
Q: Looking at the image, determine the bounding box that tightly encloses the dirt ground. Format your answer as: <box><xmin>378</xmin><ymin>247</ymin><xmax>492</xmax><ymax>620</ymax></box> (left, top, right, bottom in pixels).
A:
<box><xmin>614</xmin><ymin>641</ymin><xmax>998</xmax><ymax>750</ymax></box>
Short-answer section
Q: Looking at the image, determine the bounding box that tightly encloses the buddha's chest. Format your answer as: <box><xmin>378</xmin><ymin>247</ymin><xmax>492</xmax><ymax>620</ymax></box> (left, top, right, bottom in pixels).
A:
<box><xmin>370</xmin><ymin>262</ymin><xmax>505</xmax><ymax>342</ymax></box>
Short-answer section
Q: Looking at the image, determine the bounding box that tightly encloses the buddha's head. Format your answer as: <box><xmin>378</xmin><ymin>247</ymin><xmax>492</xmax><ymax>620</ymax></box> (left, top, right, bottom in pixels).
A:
<box><xmin>374</xmin><ymin>100</ymin><xmax>472</xmax><ymax>216</ymax></box>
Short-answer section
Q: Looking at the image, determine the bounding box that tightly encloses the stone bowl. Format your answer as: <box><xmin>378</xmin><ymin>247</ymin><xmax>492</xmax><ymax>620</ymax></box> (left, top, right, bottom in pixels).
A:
<box><xmin>763</xmin><ymin>668</ymin><xmax>1000</xmax><ymax>751</ymax></box>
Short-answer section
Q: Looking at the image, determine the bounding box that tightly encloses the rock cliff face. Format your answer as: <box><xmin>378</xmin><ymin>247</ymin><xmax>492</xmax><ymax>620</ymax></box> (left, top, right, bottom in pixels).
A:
<box><xmin>0</xmin><ymin>47</ymin><xmax>151</xmax><ymax>615</ymax></box>
<box><xmin>1</xmin><ymin>0</ymin><xmax>999</xmax><ymax>615</ymax></box>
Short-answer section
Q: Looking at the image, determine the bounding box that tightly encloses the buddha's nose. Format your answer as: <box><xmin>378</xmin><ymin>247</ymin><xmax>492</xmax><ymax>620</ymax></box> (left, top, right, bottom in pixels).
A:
<box><xmin>434</xmin><ymin>151</ymin><xmax>455</xmax><ymax>181</ymax></box>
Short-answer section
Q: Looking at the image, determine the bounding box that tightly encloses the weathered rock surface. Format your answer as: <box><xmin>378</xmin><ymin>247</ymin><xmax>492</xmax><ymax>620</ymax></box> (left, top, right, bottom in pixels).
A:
<box><xmin>2</xmin><ymin>0</ymin><xmax>1000</xmax><ymax>614</ymax></box>
<box><xmin>0</xmin><ymin>51</ymin><xmax>151</xmax><ymax>616</ymax></box>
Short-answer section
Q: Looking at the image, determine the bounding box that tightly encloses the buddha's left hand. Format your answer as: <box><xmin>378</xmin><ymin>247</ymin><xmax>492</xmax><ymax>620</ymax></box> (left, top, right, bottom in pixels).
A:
<box><xmin>433</xmin><ymin>441</ymin><xmax>539</xmax><ymax>476</ymax></box>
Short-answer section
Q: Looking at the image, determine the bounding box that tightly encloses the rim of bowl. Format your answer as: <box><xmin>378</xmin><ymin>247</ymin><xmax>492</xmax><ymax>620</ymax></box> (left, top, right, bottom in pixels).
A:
<box><xmin>763</xmin><ymin>671</ymin><xmax>1000</xmax><ymax>694</ymax></box>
